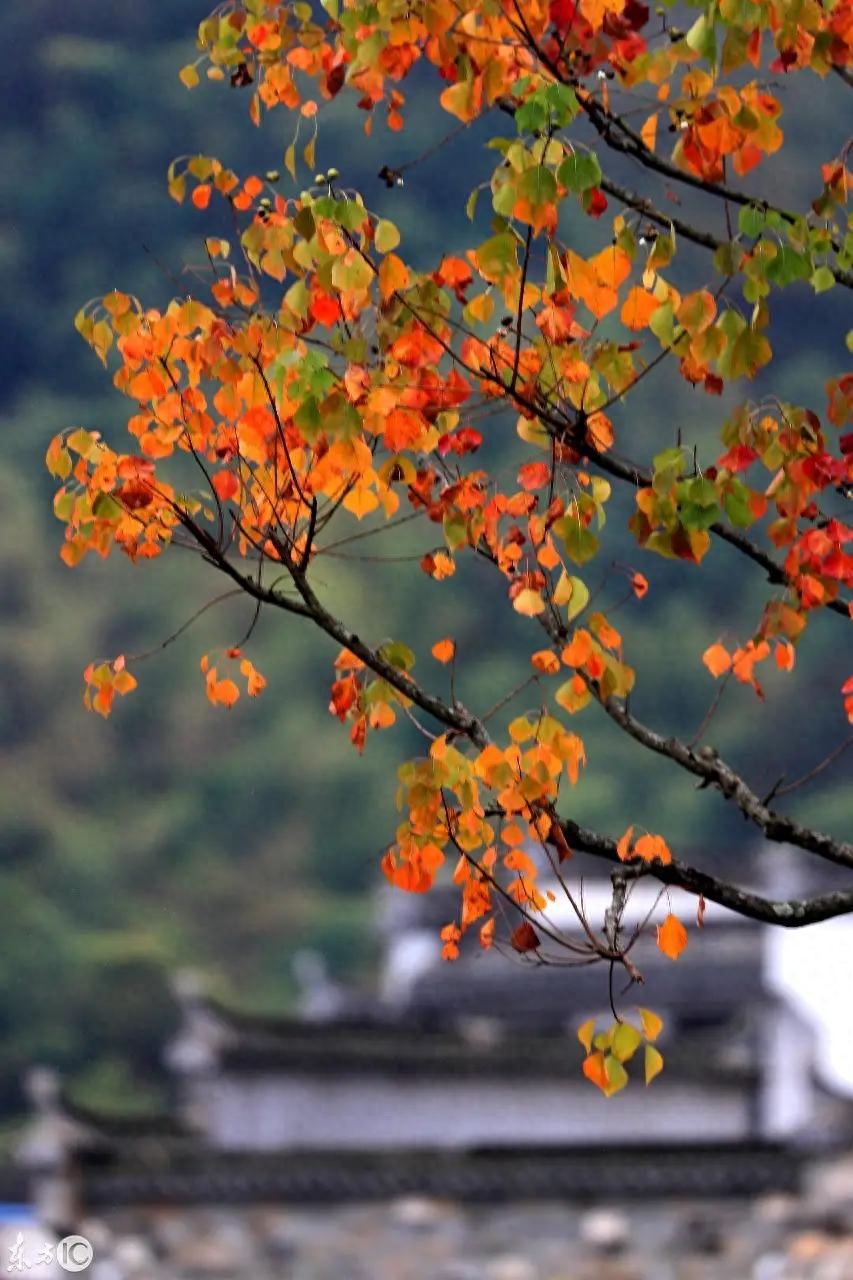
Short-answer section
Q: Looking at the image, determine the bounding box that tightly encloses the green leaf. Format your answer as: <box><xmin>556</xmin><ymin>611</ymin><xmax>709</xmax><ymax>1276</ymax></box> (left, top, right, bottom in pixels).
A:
<box><xmin>443</xmin><ymin>511</ymin><xmax>468</xmax><ymax>551</ymax></box>
<box><xmin>810</xmin><ymin>265</ymin><xmax>835</xmax><ymax>294</ymax></box>
<box><xmin>53</xmin><ymin>489</ymin><xmax>75</xmax><ymax>521</ymax></box>
<box><xmin>723</xmin><ymin>481</ymin><xmax>755</xmax><ymax>528</ymax></box>
<box><xmin>566</xmin><ymin>575</ymin><xmax>589</xmax><ymax>622</ymax></box>
<box><xmin>92</xmin><ymin>493</ymin><xmax>123</xmax><ymax>520</ymax></box>
<box><xmin>378</xmin><ymin>641</ymin><xmax>415</xmax><ymax>672</ymax></box>
<box><xmin>293</xmin><ymin>207</ymin><xmax>316</xmax><ymax>240</ymax></box>
<box><xmin>293</xmin><ymin>396</ymin><xmax>322</xmax><ymax>440</ymax></box>
<box><xmin>738</xmin><ymin>205</ymin><xmax>765</xmax><ymax>238</ymax></box>
<box><xmin>516</xmin><ymin>164</ymin><xmax>558</xmax><ymax>206</ymax></box>
<box><xmin>713</xmin><ymin>242</ymin><xmax>743</xmax><ymax>277</ymax></box>
<box><xmin>557</xmin><ymin>151</ymin><xmax>602</xmax><ymax>193</ymax></box>
<box><xmin>649</xmin><ymin>301</ymin><xmax>675</xmax><ymax>346</ymax></box>
<box><xmin>604</xmin><ymin>1054</ymin><xmax>629</xmax><ymax>1094</ymax></box>
<box><xmin>685</xmin><ymin>12</ymin><xmax>717</xmax><ymax>63</ymax></box>
<box><xmin>544</xmin><ymin>83</ymin><xmax>579</xmax><ymax>126</ymax></box>
<box><xmin>374</xmin><ymin>219</ymin><xmax>401</xmax><ymax>253</ymax></box>
<box><xmin>46</xmin><ymin>445</ymin><xmax>72</xmax><ymax>481</ymax></box>
<box><xmin>515</xmin><ymin>97</ymin><xmax>549</xmax><ymax>135</ymax></box>
<box><xmin>765</xmin><ymin>245</ymin><xmax>811</xmax><ymax>287</ymax></box>
<box><xmin>474</xmin><ymin>231</ymin><xmax>518</xmax><ymax>285</ymax></box>
<box><xmin>553</xmin><ymin>517</ymin><xmax>599</xmax><ymax>565</ymax></box>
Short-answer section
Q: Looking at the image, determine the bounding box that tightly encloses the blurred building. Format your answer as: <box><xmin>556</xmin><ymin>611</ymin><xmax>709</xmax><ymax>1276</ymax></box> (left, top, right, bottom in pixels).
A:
<box><xmin>8</xmin><ymin>872</ymin><xmax>853</xmax><ymax>1278</ymax></box>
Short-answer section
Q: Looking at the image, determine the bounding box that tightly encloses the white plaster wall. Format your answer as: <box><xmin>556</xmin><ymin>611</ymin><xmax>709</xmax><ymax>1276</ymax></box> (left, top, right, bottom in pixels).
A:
<box><xmin>195</xmin><ymin>1074</ymin><xmax>753</xmax><ymax>1150</ymax></box>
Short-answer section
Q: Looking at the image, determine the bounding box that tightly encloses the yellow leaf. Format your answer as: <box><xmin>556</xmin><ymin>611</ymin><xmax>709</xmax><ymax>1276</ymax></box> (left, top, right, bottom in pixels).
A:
<box><xmin>179</xmin><ymin>63</ymin><xmax>200</xmax><ymax>89</ymax></box>
<box><xmin>645</xmin><ymin>1044</ymin><xmax>664</xmax><ymax>1084</ymax></box>
<box><xmin>512</xmin><ymin>587</ymin><xmax>545</xmax><ymax>616</ymax></box>
<box><xmin>577</xmin><ymin>1019</ymin><xmax>595</xmax><ymax>1054</ymax></box>
<box><xmin>343</xmin><ymin>482</ymin><xmax>380</xmax><ymax>519</ymax></box>
<box><xmin>464</xmin><ymin>291</ymin><xmax>495</xmax><ymax>326</ymax></box>
<box><xmin>639</xmin><ymin>1008</ymin><xmax>664</xmax><ymax>1041</ymax></box>
<box><xmin>378</xmin><ymin>252</ymin><xmax>409</xmax><ymax>301</ymax></box>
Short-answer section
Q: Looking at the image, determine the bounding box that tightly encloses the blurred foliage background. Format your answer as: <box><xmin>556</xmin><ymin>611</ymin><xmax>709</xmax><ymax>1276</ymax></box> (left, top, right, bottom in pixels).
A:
<box><xmin>0</xmin><ymin>1</ymin><xmax>850</xmax><ymax>1124</ymax></box>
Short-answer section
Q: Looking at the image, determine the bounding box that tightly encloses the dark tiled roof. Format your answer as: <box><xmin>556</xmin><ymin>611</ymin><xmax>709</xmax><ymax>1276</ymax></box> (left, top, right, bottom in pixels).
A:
<box><xmin>80</xmin><ymin>1142</ymin><xmax>807</xmax><ymax>1206</ymax></box>
<box><xmin>202</xmin><ymin>999</ymin><xmax>758</xmax><ymax>1083</ymax></box>
<box><xmin>402</xmin><ymin>935</ymin><xmax>766</xmax><ymax>1027</ymax></box>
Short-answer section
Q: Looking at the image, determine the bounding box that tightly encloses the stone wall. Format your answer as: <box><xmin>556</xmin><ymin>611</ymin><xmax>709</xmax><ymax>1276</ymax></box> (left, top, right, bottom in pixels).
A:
<box><xmin>32</xmin><ymin>1156</ymin><xmax>853</xmax><ymax>1280</ymax></box>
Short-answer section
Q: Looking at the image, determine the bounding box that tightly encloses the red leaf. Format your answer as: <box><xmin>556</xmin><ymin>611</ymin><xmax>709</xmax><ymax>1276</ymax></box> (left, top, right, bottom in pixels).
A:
<box><xmin>212</xmin><ymin>470</ymin><xmax>239</xmax><ymax>502</ymax></box>
<box><xmin>510</xmin><ymin>921</ymin><xmax>541</xmax><ymax>952</ymax></box>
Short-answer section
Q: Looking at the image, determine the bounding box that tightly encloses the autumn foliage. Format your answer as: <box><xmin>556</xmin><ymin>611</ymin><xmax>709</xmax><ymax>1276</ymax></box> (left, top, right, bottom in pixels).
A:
<box><xmin>48</xmin><ymin>0</ymin><xmax>853</xmax><ymax>1093</ymax></box>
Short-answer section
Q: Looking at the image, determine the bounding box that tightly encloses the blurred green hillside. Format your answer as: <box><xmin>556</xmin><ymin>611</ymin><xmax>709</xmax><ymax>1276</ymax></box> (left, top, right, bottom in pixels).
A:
<box><xmin>0</xmin><ymin>2</ymin><xmax>849</xmax><ymax>1120</ymax></box>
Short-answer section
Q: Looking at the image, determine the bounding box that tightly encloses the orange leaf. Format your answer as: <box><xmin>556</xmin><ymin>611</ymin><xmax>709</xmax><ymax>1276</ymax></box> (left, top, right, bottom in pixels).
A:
<box><xmin>617</xmin><ymin>825</ymin><xmax>634</xmax><ymax>861</ymax></box>
<box><xmin>632</xmin><ymin>572</ymin><xmax>649</xmax><ymax>599</ymax></box>
<box><xmin>240</xmin><ymin>658</ymin><xmax>267</xmax><ymax>696</ymax></box>
<box><xmin>634</xmin><ymin>833</ymin><xmax>671</xmax><ymax>865</ymax></box>
<box><xmin>192</xmin><ymin>184</ymin><xmax>212</xmax><ymax>209</ymax></box>
<box><xmin>421</xmin><ymin>551</ymin><xmax>456</xmax><ymax>580</ymax></box>
<box><xmin>518</xmin><ymin>461</ymin><xmax>551</xmax><ymax>490</ymax></box>
<box><xmin>656</xmin><ymin>913</ymin><xmax>688</xmax><ymax>960</ymax></box>
<box><xmin>640</xmin><ymin>112</ymin><xmax>658</xmax><ymax>152</ymax></box>
<box><xmin>620</xmin><ymin>286</ymin><xmax>661</xmax><ymax>331</ymax></box>
<box><xmin>531</xmin><ymin>649</ymin><xmax>560</xmax><ymax>674</ymax></box>
<box><xmin>702</xmin><ymin>642</ymin><xmax>732</xmax><ymax>678</ymax></box>
<box><xmin>208</xmin><ymin>677</ymin><xmax>240</xmax><ymax>709</ymax></box>
<box><xmin>378</xmin><ymin>252</ymin><xmax>409</xmax><ymax>301</ymax></box>
<box><xmin>775</xmin><ymin>640</ymin><xmax>795</xmax><ymax>671</ymax></box>
<box><xmin>479</xmin><ymin>918</ymin><xmax>495</xmax><ymax>950</ymax></box>
<box><xmin>431</xmin><ymin>638</ymin><xmax>456</xmax><ymax>664</ymax></box>
<box><xmin>550</xmin><ymin>823</ymin><xmax>572</xmax><ymax>862</ymax></box>
<box><xmin>561</xmin><ymin>630</ymin><xmax>593</xmax><ymax>667</ymax></box>
<box><xmin>582</xmin><ymin>1051</ymin><xmax>609</xmax><ymax>1092</ymax></box>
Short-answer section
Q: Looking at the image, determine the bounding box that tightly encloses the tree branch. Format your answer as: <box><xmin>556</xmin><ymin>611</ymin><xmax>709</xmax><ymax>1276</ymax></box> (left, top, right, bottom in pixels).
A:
<box><xmin>574</xmin><ymin>92</ymin><xmax>853</xmax><ymax>290</ymax></box>
<box><xmin>591</xmin><ymin>688</ymin><xmax>853</xmax><ymax>871</ymax></box>
<box><xmin>285</xmin><ymin>564</ymin><xmax>491</xmax><ymax>749</ymax></box>
<box><xmin>556</xmin><ymin>813</ymin><xmax>853</xmax><ymax>927</ymax></box>
<box><xmin>599</xmin><ymin>174</ymin><xmax>725</xmax><ymax>256</ymax></box>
